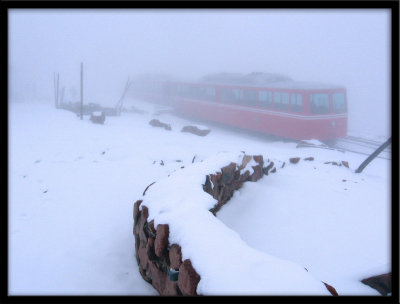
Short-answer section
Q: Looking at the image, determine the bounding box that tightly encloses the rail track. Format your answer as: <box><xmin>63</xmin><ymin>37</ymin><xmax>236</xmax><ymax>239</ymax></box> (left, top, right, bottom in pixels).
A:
<box><xmin>334</xmin><ymin>136</ymin><xmax>391</xmax><ymax>160</ymax></box>
<box><xmin>296</xmin><ymin>136</ymin><xmax>391</xmax><ymax>161</ymax></box>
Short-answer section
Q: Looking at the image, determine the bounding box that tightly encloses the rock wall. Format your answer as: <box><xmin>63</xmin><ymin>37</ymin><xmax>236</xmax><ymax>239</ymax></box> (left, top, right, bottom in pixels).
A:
<box><xmin>133</xmin><ymin>154</ymin><xmax>338</xmax><ymax>296</ymax></box>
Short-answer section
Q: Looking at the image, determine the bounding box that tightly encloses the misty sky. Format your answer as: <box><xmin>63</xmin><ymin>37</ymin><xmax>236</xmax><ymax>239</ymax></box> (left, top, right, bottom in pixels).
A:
<box><xmin>8</xmin><ymin>9</ymin><xmax>391</xmax><ymax>136</ymax></box>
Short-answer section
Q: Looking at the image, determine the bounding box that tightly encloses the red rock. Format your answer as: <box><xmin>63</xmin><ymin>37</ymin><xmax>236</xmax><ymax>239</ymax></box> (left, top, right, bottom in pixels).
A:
<box><xmin>146</xmin><ymin>237</ymin><xmax>156</xmax><ymax>260</ymax></box>
<box><xmin>203</xmin><ymin>175</ymin><xmax>212</xmax><ymax>194</ymax></box>
<box><xmin>323</xmin><ymin>282</ymin><xmax>339</xmax><ymax>296</ymax></box>
<box><xmin>221</xmin><ymin>162</ymin><xmax>237</xmax><ymax>184</ymax></box>
<box><xmin>169</xmin><ymin>244</ymin><xmax>183</xmax><ymax>270</ymax></box>
<box><xmin>324</xmin><ymin>161</ymin><xmax>340</xmax><ymax>166</ymax></box>
<box><xmin>239</xmin><ymin>155</ymin><xmax>252</xmax><ymax>170</ymax></box>
<box><xmin>181</xmin><ymin>125</ymin><xmax>210</xmax><ymax>136</ymax></box>
<box><xmin>133</xmin><ymin>200</ymin><xmax>142</xmax><ymax>223</ymax></box>
<box><xmin>290</xmin><ymin>157</ymin><xmax>301</xmax><ymax>164</ymax></box>
<box><xmin>239</xmin><ymin>170</ymin><xmax>251</xmax><ymax>182</ymax></box>
<box><xmin>149</xmin><ymin>119</ymin><xmax>171</xmax><ymax>131</ymax></box>
<box><xmin>250</xmin><ymin>165</ymin><xmax>263</xmax><ymax>182</ymax></box>
<box><xmin>233</xmin><ymin>179</ymin><xmax>244</xmax><ymax>190</ymax></box>
<box><xmin>141</xmin><ymin>205</ymin><xmax>149</xmax><ymax>219</ymax></box>
<box><xmin>147</xmin><ymin>220</ymin><xmax>156</xmax><ymax>236</ymax></box>
<box><xmin>164</xmin><ymin>278</ymin><xmax>180</xmax><ymax>296</ymax></box>
<box><xmin>138</xmin><ymin>243</ymin><xmax>149</xmax><ymax>270</ymax></box>
<box><xmin>155</xmin><ymin>224</ymin><xmax>169</xmax><ymax>257</ymax></box>
<box><xmin>149</xmin><ymin>261</ymin><xmax>167</xmax><ymax>294</ymax></box>
<box><xmin>263</xmin><ymin>162</ymin><xmax>274</xmax><ymax>175</ymax></box>
<box><xmin>177</xmin><ymin>259</ymin><xmax>200</xmax><ymax>296</ymax></box>
<box><xmin>341</xmin><ymin>160</ymin><xmax>349</xmax><ymax>168</ymax></box>
<box><xmin>134</xmin><ymin>234</ymin><xmax>140</xmax><ymax>259</ymax></box>
<box><xmin>253</xmin><ymin>155</ymin><xmax>264</xmax><ymax>166</ymax></box>
<box><xmin>361</xmin><ymin>272</ymin><xmax>391</xmax><ymax>296</ymax></box>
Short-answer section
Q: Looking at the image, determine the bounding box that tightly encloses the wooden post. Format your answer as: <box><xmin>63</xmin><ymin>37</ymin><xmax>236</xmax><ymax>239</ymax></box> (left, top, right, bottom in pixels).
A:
<box><xmin>355</xmin><ymin>137</ymin><xmax>391</xmax><ymax>173</ymax></box>
<box><xmin>80</xmin><ymin>62</ymin><xmax>83</xmax><ymax>120</ymax></box>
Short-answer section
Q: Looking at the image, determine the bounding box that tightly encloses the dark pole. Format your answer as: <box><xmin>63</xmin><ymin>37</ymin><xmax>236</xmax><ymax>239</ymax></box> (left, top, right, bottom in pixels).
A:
<box><xmin>80</xmin><ymin>62</ymin><xmax>83</xmax><ymax>120</ymax></box>
<box><xmin>56</xmin><ymin>73</ymin><xmax>59</xmax><ymax>109</ymax></box>
<box><xmin>54</xmin><ymin>72</ymin><xmax>57</xmax><ymax>108</ymax></box>
<box><xmin>355</xmin><ymin>137</ymin><xmax>391</xmax><ymax>173</ymax></box>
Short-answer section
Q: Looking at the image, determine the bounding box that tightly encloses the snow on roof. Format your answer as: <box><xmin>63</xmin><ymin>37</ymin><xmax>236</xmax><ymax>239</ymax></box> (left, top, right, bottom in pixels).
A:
<box><xmin>141</xmin><ymin>151</ymin><xmax>330</xmax><ymax>295</ymax></box>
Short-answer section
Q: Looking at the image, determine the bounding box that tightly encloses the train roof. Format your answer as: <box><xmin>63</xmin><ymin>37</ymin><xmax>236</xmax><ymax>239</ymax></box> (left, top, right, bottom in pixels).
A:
<box><xmin>187</xmin><ymin>80</ymin><xmax>345</xmax><ymax>91</ymax></box>
<box><xmin>197</xmin><ymin>72</ymin><xmax>345</xmax><ymax>90</ymax></box>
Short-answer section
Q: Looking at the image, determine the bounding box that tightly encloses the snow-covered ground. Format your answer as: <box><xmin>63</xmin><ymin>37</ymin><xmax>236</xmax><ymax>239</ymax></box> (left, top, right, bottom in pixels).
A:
<box><xmin>8</xmin><ymin>98</ymin><xmax>391</xmax><ymax>295</ymax></box>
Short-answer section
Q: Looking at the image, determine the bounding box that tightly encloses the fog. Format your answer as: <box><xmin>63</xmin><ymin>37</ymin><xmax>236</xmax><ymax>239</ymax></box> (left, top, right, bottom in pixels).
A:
<box><xmin>9</xmin><ymin>9</ymin><xmax>391</xmax><ymax>137</ymax></box>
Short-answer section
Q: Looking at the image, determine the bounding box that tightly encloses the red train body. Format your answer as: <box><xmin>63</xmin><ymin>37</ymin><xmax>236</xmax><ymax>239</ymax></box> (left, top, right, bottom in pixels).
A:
<box><xmin>132</xmin><ymin>73</ymin><xmax>348</xmax><ymax>141</ymax></box>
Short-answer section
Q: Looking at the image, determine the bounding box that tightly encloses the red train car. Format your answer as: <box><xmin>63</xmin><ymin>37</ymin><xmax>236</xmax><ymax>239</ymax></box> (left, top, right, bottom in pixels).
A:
<box><xmin>133</xmin><ymin>73</ymin><xmax>348</xmax><ymax>141</ymax></box>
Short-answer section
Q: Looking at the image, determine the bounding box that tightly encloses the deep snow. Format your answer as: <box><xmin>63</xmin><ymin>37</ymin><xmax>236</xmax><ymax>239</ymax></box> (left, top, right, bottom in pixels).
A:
<box><xmin>8</xmin><ymin>98</ymin><xmax>391</xmax><ymax>295</ymax></box>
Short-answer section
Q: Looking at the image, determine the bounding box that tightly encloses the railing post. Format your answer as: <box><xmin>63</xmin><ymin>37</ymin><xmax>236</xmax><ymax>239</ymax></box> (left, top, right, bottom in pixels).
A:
<box><xmin>355</xmin><ymin>137</ymin><xmax>391</xmax><ymax>173</ymax></box>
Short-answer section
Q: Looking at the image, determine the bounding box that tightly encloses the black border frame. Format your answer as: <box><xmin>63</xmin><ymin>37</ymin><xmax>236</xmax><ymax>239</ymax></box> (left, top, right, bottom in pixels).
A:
<box><xmin>2</xmin><ymin>1</ymin><xmax>399</xmax><ymax>303</ymax></box>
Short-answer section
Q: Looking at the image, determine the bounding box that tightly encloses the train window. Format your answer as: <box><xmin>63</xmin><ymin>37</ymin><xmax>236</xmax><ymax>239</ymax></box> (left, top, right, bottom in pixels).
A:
<box><xmin>310</xmin><ymin>93</ymin><xmax>330</xmax><ymax>114</ymax></box>
<box><xmin>259</xmin><ymin>91</ymin><xmax>273</xmax><ymax>108</ymax></box>
<box><xmin>220</xmin><ymin>88</ymin><xmax>231</xmax><ymax>103</ymax></box>
<box><xmin>243</xmin><ymin>90</ymin><xmax>258</xmax><ymax>106</ymax></box>
<box><xmin>332</xmin><ymin>93</ymin><xmax>346</xmax><ymax>113</ymax></box>
<box><xmin>274</xmin><ymin>92</ymin><xmax>290</xmax><ymax>111</ymax></box>
<box><xmin>205</xmin><ymin>87</ymin><xmax>216</xmax><ymax>101</ymax></box>
<box><xmin>231</xmin><ymin>89</ymin><xmax>243</xmax><ymax>104</ymax></box>
<box><xmin>192</xmin><ymin>86</ymin><xmax>205</xmax><ymax>99</ymax></box>
<box><xmin>178</xmin><ymin>84</ymin><xmax>190</xmax><ymax>97</ymax></box>
<box><xmin>291</xmin><ymin>93</ymin><xmax>303</xmax><ymax>112</ymax></box>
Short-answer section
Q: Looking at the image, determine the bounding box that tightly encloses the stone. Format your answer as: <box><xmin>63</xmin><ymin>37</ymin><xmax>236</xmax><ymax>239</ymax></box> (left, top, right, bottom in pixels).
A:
<box><xmin>169</xmin><ymin>244</ymin><xmax>183</xmax><ymax>270</ymax></box>
<box><xmin>181</xmin><ymin>125</ymin><xmax>211</xmax><ymax>136</ymax></box>
<box><xmin>361</xmin><ymin>272</ymin><xmax>391</xmax><ymax>296</ymax></box>
<box><xmin>323</xmin><ymin>282</ymin><xmax>338</xmax><ymax>296</ymax></box>
<box><xmin>164</xmin><ymin>277</ymin><xmax>180</xmax><ymax>296</ymax></box>
<box><xmin>304</xmin><ymin>157</ymin><xmax>314</xmax><ymax>161</ymax></box>
<box><xmin>149</xmin><ymin>119</ymin><xmax>171</xmax><ymax>131</ymax></box>
<box><xmin>324</xmin><ymin>161</ymin><xmax>340</xmax><ymax>166</ymax></box>
<box><xmin>133</xmin><ymin>200</ymin><xmax>142</xmax><ymax>223</ymax></box>
<box><xmin>239</xmin><ymin>155</ymin><xmax>252</xmax><ymax>170</ymax></box>
<box><xmin>203</xmin><ymin>175</ymin><xmax>212</xmax><ymax>194</ymax></box>
<box><xmin>155</xmin><ymin>224</ymin><xmax>170</xmax><ymax>257</ymax></box>
<box><xmin>250</xmin><ymin>165</ymin><xmax>263</xmax><ymax>182</ymax></box>
<box><xmin>149</xmin><ymin>261</ymin><xmax>167</xmax><ymax>294</ymax></box>
<box><xmin>141</xmin><ymin>205</ymin><xmax>149</xmax><ymax>220</ymax></box>
<box><xmin>138</xmin><ymin>242</ymin><xmax>150</xmax><ymax>270</ymax></box>
<box><xmin>263</xmin><ymin>161</ymin><xmax>274</xmax><ymax>175</ymax></box>
<box><xmin>134</xmin><ymin>233</ymin><xmax>140</xmax><ymax>259</ymax></box>
<box><xmin>239</xmin><ymin>170</ymin><xmax>251</xmax><ymax>182</ymax></box>
<box><xmin>253</xmin><ymin>155</ymin><xmax>264</xmax><ymax>166</ymax></box>
<box><xmin>147</xmin><ymin>220</ymin><xmax>157</xmax><ymax>236</ymax></box>
<box><xmin>146</xmin><ymin>237</ymin><xmax>156</xmax><ymax>260</ymax></box>
<box><xmin>177</xmin><ymin>259</ymin><xmax>201</xmax><ymax>296</ymax></box>
<box><xmin>139</xmin><ymin>209</ymin><xmax>149</xmax><ymax>244</ymax></box>
<box><xmin>221</xmin><ymin>162</ymin><xmax>237</xmax><ymax>184</ymax></box>
<box><xmin>341</xmin><ymin>160</ymin><xmax>349</xmax><ymax>168</ymax></box>
<box><xmin>290</xmin><ymin>157</ymin><xmax>301</xmax><ymax>164</ymax></box>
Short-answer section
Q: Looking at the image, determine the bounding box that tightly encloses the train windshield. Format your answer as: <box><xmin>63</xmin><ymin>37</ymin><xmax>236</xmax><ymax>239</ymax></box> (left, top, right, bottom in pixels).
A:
<box><xmin>333</xmin><ymin>93</ymin><xmax>347</xmax><ymax>113</ymax></box>
<box><xmin>310</xmin><ymin>93</ymin><xmax>330</xmax><ymax>114</ymax></box>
